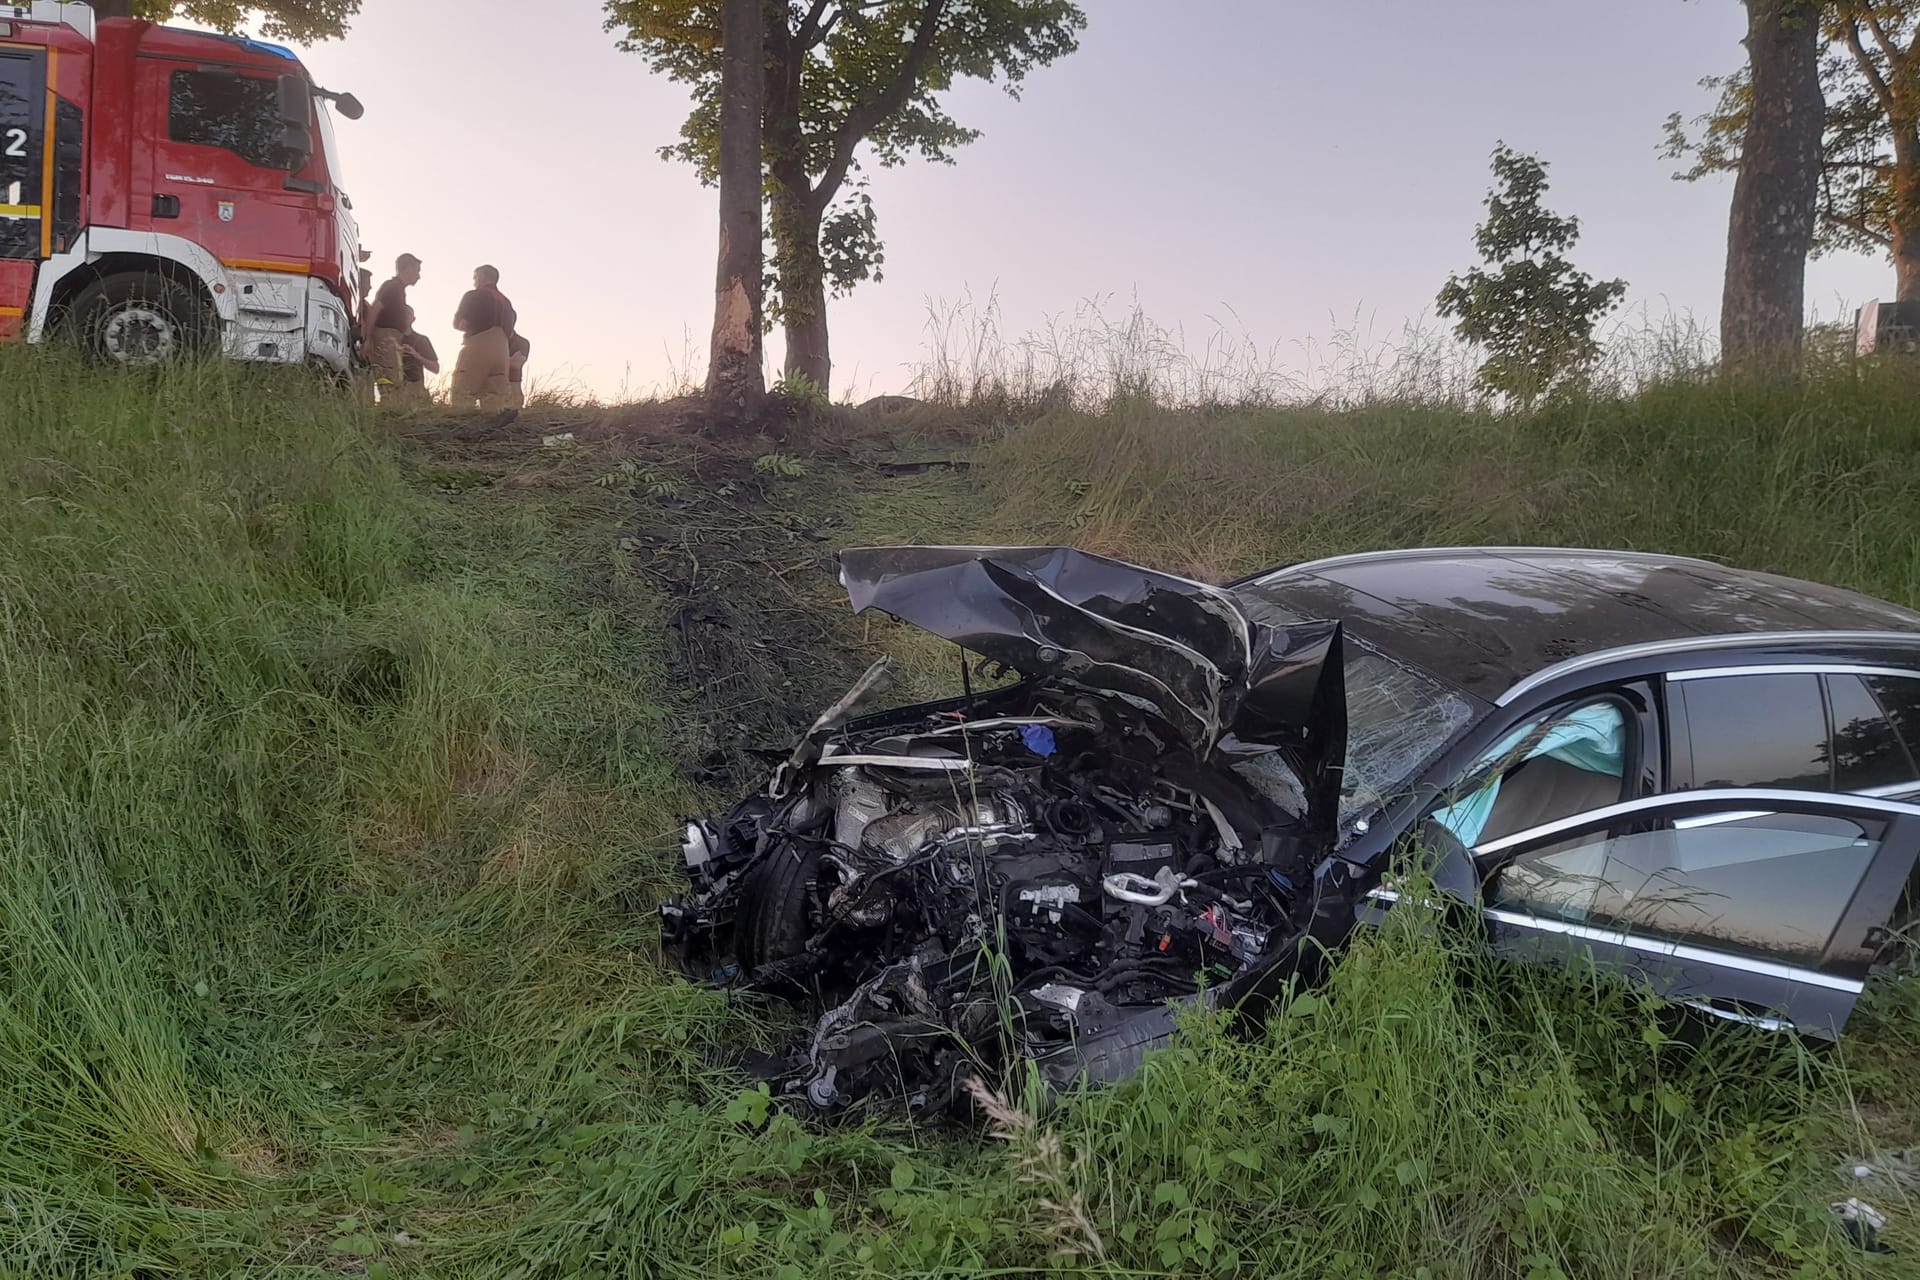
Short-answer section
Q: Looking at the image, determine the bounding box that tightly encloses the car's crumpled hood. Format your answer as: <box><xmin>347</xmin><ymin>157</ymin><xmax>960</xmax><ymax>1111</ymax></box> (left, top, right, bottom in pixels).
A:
<box><xmin>836</xmin><ymin>545</ymin><xmax>1347</xmax><ymax>819</ymax></box>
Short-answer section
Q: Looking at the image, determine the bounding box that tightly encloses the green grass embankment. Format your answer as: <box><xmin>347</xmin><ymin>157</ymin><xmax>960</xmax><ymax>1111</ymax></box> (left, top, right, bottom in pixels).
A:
<box><xmin>5</xmin><ymin>347</ymin><xmax>1920</xmax><ymax>1277</ymax></box>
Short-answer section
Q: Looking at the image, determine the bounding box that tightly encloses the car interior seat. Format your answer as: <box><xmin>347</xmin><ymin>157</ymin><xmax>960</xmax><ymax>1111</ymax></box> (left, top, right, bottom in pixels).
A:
<box><xmin>1475</xmin><ymin>755</ymin><xmax>1625</xmax><ymax>846</ymax></box>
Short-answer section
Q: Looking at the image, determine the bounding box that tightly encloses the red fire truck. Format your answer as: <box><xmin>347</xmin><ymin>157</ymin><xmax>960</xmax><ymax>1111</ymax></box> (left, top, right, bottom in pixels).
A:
<box><xmin>0</xmin><ymin>1</ymin><xmax>363</xmax><ymax>372</ymax></box>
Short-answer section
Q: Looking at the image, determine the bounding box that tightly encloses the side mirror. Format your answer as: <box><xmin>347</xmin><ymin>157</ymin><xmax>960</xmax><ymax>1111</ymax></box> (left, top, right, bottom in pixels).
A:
<box><xmin>1414</xmin><ymin>819</ymin><xmax>1481</xmax><ymax>904</ymax></box>
<box><xmin>332</xmin><ymin>92</ymin><xmax>365</xmax><ymax>121</ymax></box>
<box><xmin>276</xmin><ymin>75</ymin><xmax>311</xmax><ymax>125</ymax></box>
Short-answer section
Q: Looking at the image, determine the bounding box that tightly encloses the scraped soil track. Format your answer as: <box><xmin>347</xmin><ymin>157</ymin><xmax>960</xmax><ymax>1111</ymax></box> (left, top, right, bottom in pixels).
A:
<box><xmin>392</xmin><ymin>406</ymin><xmax>976</xmax><ymax>788</ymax></box>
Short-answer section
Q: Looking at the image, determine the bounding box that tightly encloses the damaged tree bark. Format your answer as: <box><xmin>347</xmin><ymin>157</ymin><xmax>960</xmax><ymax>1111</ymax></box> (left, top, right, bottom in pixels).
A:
<box><xmin>704</xmin><ymin>0</ymin><xmax>766</xmax><ymax>435</ymax></box>
<box><xmin>1721</xmin><ymin>0</ymin><xmax>1825</xmax><ymax>379</ymax></box>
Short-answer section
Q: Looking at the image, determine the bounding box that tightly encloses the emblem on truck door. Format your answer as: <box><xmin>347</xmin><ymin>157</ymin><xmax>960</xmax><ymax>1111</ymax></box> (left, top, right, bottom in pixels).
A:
<box><xmin>218</xmin><ymin>201</ymin><xmax>235</xmax><ymax>222</ymax></box>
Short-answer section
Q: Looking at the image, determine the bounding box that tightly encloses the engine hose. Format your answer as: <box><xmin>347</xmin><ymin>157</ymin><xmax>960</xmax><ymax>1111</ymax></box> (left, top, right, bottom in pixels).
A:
<box><xmin>1055</xmin><ymin>902</ymin><xmax>1107</xmax><ymax>937</ymax></box>
<box><xmin>1094</xmin><ymin>964</ymin><xmax>1197</xmax><ymax>996</ymax></box>
<box><xmin>1189</xmin><ymin>865</ymin><xmax>1269</xmax><ymax>884</ymax></box>
<box><xmin>1016</xmin><ymin>962</ymin><xmax>1104</xmax><ymax>989</ymax></box>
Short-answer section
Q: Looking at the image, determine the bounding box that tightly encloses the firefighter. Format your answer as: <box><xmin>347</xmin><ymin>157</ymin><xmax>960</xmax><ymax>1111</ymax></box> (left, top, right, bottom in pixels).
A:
<box><xmin>397</xmin><ymin>305</ymin><xmax>439</xmax><ymax>405</ymax></box>
<box><xmin>449</xmin><ymin>264</ymin><xmax>515</xmax><ymax>412</ymax></box>
<box><xmin>507</xmin><ymin>330</ymin><xmax>530</xmax><ymax>408</ymax></box>
<box><xmin>362</xmin><ymin>253</ymin><xmax>422</xmax><ymax>403</ymax></box>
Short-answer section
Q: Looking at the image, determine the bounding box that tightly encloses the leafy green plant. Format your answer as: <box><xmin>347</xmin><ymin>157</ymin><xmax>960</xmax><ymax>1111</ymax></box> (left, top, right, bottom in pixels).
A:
<box><xmin>753</xmin><ymin>452</ymin><xmax>810</xmax><ymax>478</ymax></box>
<box><xmin>595</xmin><ymin>457</ymin><xmax>687</xmax><ymax>498</ymax></box>
<box><xmin>769</xmin><ymin>373</ymin><xmax>830</xmax><ymax>416</ymax></box>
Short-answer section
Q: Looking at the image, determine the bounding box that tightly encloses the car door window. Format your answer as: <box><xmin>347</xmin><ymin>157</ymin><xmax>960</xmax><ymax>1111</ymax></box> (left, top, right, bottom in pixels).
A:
<box><xmin>1677</xmin><ymin>673</ymin><xmax>1829</xmax><ymax>789</ymax></box>
<box><xmin>1827</xmin><ymin>674</ymin><xmax>1919</xmax><ymax>794</ymax></box>
<box><xmin>1490</xmin><ymin>813</ymin><xmax>1881</xmax><ymax>967</ymax></box>
<box><xmin>1428</xmin><ymin>700</ymin><xmax>1627</xmax><ymax>846</ymax></box>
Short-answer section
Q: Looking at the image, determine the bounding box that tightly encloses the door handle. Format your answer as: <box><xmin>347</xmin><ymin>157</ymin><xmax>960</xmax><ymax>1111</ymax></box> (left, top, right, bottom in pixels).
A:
<box><xmin>1682</xmin><ymin>998</ymin><xmax>1790</xmax><ymax>1034</ymax></box>
<box><xmin>152</xmin><ymin>194</ymin><xmax>180</xmax><ymax>219</ymax></box>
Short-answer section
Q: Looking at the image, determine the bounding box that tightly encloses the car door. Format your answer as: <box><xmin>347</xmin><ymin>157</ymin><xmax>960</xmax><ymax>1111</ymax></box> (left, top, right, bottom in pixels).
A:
<box><xmin>1473</xmin><ymin>789</ymin><xmax>1920</xmax><ymax>1037</ymax></box>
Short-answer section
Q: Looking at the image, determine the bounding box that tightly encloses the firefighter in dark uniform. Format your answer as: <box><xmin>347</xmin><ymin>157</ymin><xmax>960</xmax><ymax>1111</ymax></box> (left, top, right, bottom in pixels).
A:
<box><xmin>396</xmin><ymin>305</ymin><xmax>439</xmax><ymax>405</ymax></box>
<box><xmin>450</xmin><ymin>265</ymin><xmax>514</xmax><ymax>411</ymax></box>
<box><xmin>363</xmin><ymin>253</ymin><xmax>421</xmax><ymax>403</ymax></box>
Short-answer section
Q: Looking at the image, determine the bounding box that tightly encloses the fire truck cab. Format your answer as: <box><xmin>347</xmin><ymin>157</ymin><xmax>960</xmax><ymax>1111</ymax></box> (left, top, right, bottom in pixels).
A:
<box><xmin>0</xmin><ymin>1</ymin><xmax>363</xmax><ymax>372</ymax></box>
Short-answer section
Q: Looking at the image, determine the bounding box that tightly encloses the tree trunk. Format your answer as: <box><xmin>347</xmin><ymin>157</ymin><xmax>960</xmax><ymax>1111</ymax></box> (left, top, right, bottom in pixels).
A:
<box><xmin>704</xmin><ymin>0</ymin><xmax>765</xmax><ymax>434</ymax></box>
<box><xmin>91</xmin><ymin>0</ymin><xmax>135</xmax><ymax>16</ymax></box>
<box><xmin>778</xmin><ymin>215</ymin><xmax>831</xmax><ymax>392</ymax></box>
<box><xmin>1897</xmin><ymin>221</ymin><xmax>1920</xmax><ymax>301</ymax></box>
<box><xmin>1894</xmin><ymin>132</ymin><xmax>1920</xmax><ymax>302</ymax></box>
<box><xmin>1721</xmin><ymin>0</ymin><xmax>1825</xmax><ymax>378</ymax></box>
<box><xmin>765</xmin><ymin>172</ymin><xmax>831</xmax><ymax>390</ymax></box>
<box><xmin>762</xmin><ymin>13</ymin><xmax>836</xmax><ymax>394</ymax></box>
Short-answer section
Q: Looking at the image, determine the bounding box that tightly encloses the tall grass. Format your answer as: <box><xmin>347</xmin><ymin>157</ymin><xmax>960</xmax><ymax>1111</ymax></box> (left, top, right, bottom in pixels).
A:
<box><xmin>3</xmin><ymin>336</ymin><xmax>1919</xmax><ymax>1276</ymax></box>
<box><xmin>0</xmin><ymin>349</ymin><xmax>724</xmax><ymax>1274</ymax></box>
<box><xmin>950</xmin><ymin>330</ymin><xmax>1920</xmax><ymax>605</ymax></box>
<box><xmin>907</xmin><ymin>292</ymin><xmax>1730</xmax><ymax>416</ymax></box>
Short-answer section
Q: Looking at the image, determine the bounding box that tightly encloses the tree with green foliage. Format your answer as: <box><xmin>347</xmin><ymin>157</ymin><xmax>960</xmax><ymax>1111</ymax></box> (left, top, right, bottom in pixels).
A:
<box><xmin>1437</xmin><ymin>144</ymin><xmax>1628</xmax><ymax>403</ymax></box>
<box><xmin>1667</xmin><ymin>1</ymin><xmax>1919</xmax><ymax>301</ymax></box>
<box><xmin>86</xmin><ymin>0</ymin><xmax>359</xmax><ymax>42</ymax></box>
<box><xmin>607</xmin><ymin>0</ymin><xmax>1085</xmax><ymax>392</ymax></box>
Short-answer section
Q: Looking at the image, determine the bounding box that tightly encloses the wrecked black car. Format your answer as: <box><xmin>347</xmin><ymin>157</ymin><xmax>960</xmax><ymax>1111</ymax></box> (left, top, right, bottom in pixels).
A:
<box><xmin>661</xmin><ymin>544</ymin><xmax>1920</xmax><ymax>1115</ymax></box>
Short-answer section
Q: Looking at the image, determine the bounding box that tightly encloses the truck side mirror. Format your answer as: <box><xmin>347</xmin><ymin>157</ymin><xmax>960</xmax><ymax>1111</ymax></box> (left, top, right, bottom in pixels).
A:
<box><xmin>276</xmin><ymin>75</ymin><xmax>311</xmax><ymax>126</ymax></box>
<box><xmin>332</xmin><ymin>92</ymin><xmax>365</xmax><ymax>121</ymax></box>
<box><xmin>275</xmin><ymin>77</ymin><xmax>314</xmax><ymax>171</ymax></box>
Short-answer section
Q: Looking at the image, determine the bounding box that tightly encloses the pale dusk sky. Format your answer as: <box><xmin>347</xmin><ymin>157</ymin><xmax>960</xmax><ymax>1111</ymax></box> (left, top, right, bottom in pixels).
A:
<box><xmin>263</xmin><ymin>0</ymin><xmax>1897</xmax><ymax>402</ymax></box>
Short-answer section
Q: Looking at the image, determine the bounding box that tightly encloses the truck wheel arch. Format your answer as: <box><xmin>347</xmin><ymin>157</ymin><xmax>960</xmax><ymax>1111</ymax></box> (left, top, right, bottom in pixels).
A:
<box><xmin>30</xmin><ymin>231</ymin><xmax>238</xmax><ymax>341</ymax></box>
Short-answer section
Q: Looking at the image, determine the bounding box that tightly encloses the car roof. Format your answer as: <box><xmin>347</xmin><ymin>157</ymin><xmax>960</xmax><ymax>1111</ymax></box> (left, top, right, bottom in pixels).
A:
<box><xmin>1234</xmin><ymin>546</ymin><xmax>1920</xmax><ymax>703</ymax></box>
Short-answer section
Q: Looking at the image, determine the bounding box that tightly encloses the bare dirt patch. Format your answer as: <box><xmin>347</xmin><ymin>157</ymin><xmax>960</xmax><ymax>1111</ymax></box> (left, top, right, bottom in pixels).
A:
<box><xmin>391</xmin><ymin>405</ymin><xmax>978</xmax><ymax>790</ymax></box>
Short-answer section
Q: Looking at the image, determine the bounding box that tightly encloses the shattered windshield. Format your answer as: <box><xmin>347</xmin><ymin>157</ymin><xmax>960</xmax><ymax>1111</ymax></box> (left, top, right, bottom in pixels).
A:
<box><xmin>1235</xmin><ymin>592</ymin><xmax>1478</xmax><ymax>826</ymax></box>
<box><xmin>1334</xmin><ymin>646</ymin><xmax>1477</xmax><ymax>818</ymax></box>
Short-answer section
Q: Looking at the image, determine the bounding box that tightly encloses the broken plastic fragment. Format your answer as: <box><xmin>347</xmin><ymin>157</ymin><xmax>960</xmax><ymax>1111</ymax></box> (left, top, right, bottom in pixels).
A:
<box><xmin>1021</xmin><ymin>724</ymin><xmax>1058</xmax><ymax>757</ymax></box>
<box><xmin>681</xmin><ymin>822</ymin><xmax>714</xmax><ymax>870</ymax></box>
<box><xmin>1830</xmin><ymin>1198</ymin><xmax>1894</xmax><ymax>1253</ymax></box>
<box><xmin>771</xmin><ymin>658</ymin><xmax>898</xmax><ymax>797</ymax></box>
<box><xmin>1031</xmin><ymin>983</ymin><xmax>1086</xmax><ymax>1013</ymax></box>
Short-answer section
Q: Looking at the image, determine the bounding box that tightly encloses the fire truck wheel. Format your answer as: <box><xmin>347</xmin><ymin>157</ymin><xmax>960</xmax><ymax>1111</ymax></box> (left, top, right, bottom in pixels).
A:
<box><xmin>69</xmin><ymin>273</ymin><xmax>213</xmax><ymax>366</ymax></box>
